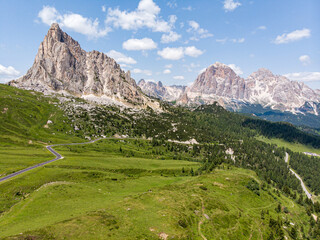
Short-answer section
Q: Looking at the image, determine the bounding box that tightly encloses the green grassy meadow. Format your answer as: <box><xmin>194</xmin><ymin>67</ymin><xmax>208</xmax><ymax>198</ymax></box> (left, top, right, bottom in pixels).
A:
<box><xmin>256</xmin><ymin>136</ymin><xmax>320</xmax><ymax>154</ymax></box>
<box><xmin>0</xmin><ymin>139</ymin><xmax>312</xmax><ymax>239</ymax></box>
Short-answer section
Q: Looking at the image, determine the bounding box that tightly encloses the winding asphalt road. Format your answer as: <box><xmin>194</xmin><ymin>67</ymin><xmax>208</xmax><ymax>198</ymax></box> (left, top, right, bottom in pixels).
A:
<box><xmin>285</xmin><ymin>152</ymin><xmax>313</xmax><ymax>202</ymax></box>
<box><xmin>0</xmin><ymin>138</ymin><xmax>103</xmax><ymax>183</ymax></box>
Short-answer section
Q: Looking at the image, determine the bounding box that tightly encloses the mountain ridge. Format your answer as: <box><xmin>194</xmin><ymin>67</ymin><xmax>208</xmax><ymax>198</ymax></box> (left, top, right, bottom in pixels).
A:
<box><xmin>8</xmin><ymin>23</ymin><xmax>160</xmax><ymax>110</ymax></box>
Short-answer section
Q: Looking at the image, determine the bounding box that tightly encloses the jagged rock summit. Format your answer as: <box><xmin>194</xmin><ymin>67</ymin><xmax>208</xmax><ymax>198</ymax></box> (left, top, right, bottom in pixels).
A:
<box><xmin>9</xmin><ymin>23</ymin><xmax>159</xmax><ymax>109</ymax></box>
<box><xmin>178</xmin><ymin>62</ymin><xmax>320</xmax><ymax>115</ymax></box>
<box><xmin>138</xmin><ymin>79</ymin><xmax>186</xmax><ymax>102</ymax></box>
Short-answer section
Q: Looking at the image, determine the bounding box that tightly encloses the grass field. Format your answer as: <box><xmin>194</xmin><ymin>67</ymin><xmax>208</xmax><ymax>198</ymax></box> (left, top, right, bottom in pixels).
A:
<box><xmin>0</xmin><ymin>139</ymin><xmax>312</xmax><ymax>239</ymax></box>
<box><xmin>0</xmin><ymin>146</ymin><xmax>53</xmax><ymax>177</ymax></box>
<box><xmin>256</xmin><ymin>136</ymin><xmax>320</xmax><ymax>154</ymax></box>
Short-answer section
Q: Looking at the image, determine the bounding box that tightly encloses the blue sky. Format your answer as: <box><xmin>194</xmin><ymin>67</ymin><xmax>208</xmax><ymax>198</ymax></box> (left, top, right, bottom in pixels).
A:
<box><xmin>0</xmin><ymin>0</ymin><xmax>319</xmax><ymax>88</ymax></box>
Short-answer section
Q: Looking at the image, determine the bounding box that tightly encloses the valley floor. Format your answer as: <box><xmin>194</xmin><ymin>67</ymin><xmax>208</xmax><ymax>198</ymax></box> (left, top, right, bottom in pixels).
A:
<box><xmin>0</xmin><ymin>139</ymin><xmax>311</xmax><ymax>239</ymax></box>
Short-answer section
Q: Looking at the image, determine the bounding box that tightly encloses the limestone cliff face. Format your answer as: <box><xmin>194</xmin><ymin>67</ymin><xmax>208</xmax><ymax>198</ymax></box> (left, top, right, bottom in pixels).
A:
<box><xmin>179</xmin><ymin>62</ymin><xmax>320</xmax><ymax>115</ymax></box>
<box><xmin>138</xmin><ymin>79</ymin><xmax>186</xmax><ymax>102</ymax></box>
<box><xmin>9</xmin><ymin>23</ymin><xmax>159</xmax><ymax>109</ymax></box>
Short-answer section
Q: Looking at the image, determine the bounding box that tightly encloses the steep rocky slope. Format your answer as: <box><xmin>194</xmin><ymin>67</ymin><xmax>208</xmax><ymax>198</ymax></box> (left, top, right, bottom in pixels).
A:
<box><xmin>178</xmin><ymin>62</ymin><xmax>320</xmax><ymax>115</ymax></box>
<box><xmin>8</xmin><ymin>23</ymin><xmax>159</xmax><ymax>109</ymax></box>
<box><xmin>138</xmin><ymin>79</ymin><xmax>186</xmax><ymax>102</ymax></box>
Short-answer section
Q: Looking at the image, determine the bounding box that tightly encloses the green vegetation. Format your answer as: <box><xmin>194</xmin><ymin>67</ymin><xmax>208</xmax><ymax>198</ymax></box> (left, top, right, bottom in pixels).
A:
<box><xmin>0</xmin><ymin>84</ymin><xmax>83</xmax><ymax>146</ymax></box>
<box><xmin>256</xmin><ymin>136</ymin><xmax>320</xmax><ymax>155</ymax></box>
<box><xmin>0</xmin><ymin>139</ymin><xmax>314</xmax><ymax>239</ymax></box>
<box><xmin>1</xmin><ymin>84</ymin><xmax>320</xmax><ymax>239</ymax></box>
<box><xmin>244</xmin><ymin>118</ymin><xmax>320</xmax><ymax>148</ymax></box>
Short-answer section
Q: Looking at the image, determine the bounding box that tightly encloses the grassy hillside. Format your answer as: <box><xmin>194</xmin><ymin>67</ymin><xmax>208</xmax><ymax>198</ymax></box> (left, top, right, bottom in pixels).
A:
<box><xmin>256</xmin><ymin>136</ymin><xmax>320</xmax><ymax>155</ymax></box>
<box><xmin>0</xmin><ymin>139</ymin><xmax>314</xmax><ymax>239</ymax></box>
<box><xmin>0</xmin><ymin>84</ymin><xmax>83</xmax><ymax>146</ymax></box>
<box><xmin>1</xmin><ymin>85</ymin><xmax>320</xmax><ymax>238</ymax></box>
<box><xmin>0</xmin><ymin>84</ymin><xmax>85</xmax><ymax>177</ymax></box>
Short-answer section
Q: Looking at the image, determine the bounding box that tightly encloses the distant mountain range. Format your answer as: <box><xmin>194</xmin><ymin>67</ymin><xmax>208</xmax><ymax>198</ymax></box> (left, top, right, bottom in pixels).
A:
<box><xmin>7</xmin><ymin>23</ymin><xmax>320</xmax><ymax>128</ymax></box>
<box><xmin>137</xmin><ymin>79</ymin><xmax>186</xmax><ymax>102</ymax></box>
<box><xmin>139</xmin><ymin>63</ymin><xmax>320</xmax><ymax>128</ymax></box>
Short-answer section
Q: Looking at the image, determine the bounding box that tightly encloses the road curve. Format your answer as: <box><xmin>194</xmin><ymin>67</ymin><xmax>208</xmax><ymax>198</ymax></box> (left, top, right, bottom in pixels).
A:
<box><xmin>285</xmin><ymin>152</ymin><xmax>313</xmax><ymax>202</ymax></box>
<box><xmin>0</xmin><ymin>138</ymin><xmax>103</xmax><ymax>183</ymax></box>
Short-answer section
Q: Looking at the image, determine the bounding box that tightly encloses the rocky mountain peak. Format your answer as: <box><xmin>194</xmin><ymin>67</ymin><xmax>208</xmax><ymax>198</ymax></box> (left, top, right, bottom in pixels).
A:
<box><xmin>8</xmin><ymin>24</ymin><xmax>160</xmax><ymax>110</ymax></box>
<box><xmin>248</xmin><ymin>68</ymin><xmax>275</xmax><ymax>80</ymax></box>
<box><xmin>178</xmin><ymin>62</ymin><xmax>320</xmax><ymax>115</ymax></box>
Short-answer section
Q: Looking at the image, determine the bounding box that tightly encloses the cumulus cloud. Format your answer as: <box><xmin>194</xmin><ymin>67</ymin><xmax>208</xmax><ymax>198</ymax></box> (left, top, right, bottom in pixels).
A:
<box><xmin>258</xmin><ymin>26</ymin><xmax>266</xmax><ymax>30</ymax></box>
<box><xmin>163</xmin><ymin>69</ymin><xmax>171</xmax><ymax>74</ymax></box>
<box><xmin>157</xmin><ymin>47</ymin><xmax>185</xmax><ymax>60</ymax></box>
<box><xmin>133</xmin><ymin>68</ymin><xmax>152</xmax><ymax>76</ymax></box>
<box><xmin>228</xmin><ymin>64</ymin><xmax>243</xmax><ymax>75</ymax></box>
<box><xmin>216</xmin><ymin>37</ymin><xmax>244</xmax><ymax>44</ymax></box>
<box><xmin>173</xmin><ymin>75</ymin><xmax>184</xmax><ymax>80</ymax></box>
<box><xmin>167</xmin><ymin>1</ymin><xmax>177</xmax><ymax>9</ymax></box>
<box><xmin>161</xmin><ymin>31</ymin><xmax>181</xmax><ymax>43</ymax></box>
<box><xmin>187</xmin><ymin>20</ymin><xmax>213</xmax><ymax>41</ymax></box>
<box><xmin>299</xmin><ymin>55</ymin><xmax>311</xmax><ymax>66</ymax></box>
<box><xmin>157</xmin><ymin>46</ymin><xmax>203</xmax><ymax>60</ymax></box>
<box><xmin>102</xmin><ymin>6</ymin><xmax>106</xmax><ymax>12</ymax></box>
<box><xmin>274</xmin><ymin>28</ymin><xmax>311</xmax><ymax>44</ymax></box>
<box><xmin>284</xmin><ymin>72</ymin><xmax>320</xmax><ymax>82</ymax></box>
<box><xmin>216</xmin><ymin>38</ymin><xmax>228</xmax><ymax>44</ymax></box>
<box><xmin>38</xmin><ymin>6</ymin><xmax>110</xmax><ymax>38</ymax></box>
<box><xmin>0</xmin><ymin>64</ymin><xmax>20</xmax><ymax>82</ymax></box>
<box><xmin>199</xmin><ymin>68</ymin><xmax>207</xmax><ymax>74</ymax></box>
<box><xmin>165</xmin><ymin>64</ymin><xmax>173</xmax><ymax>68</ymax></box>
<box><xmin>231</xmin><ymin>38</ymin><xmax>245</xmax><ymax>43</ymax></box>
<box><xmin>106</xmin><ymin>50</ymin><xmax>137</xmax><ymax>65</ymax></box>
<box><xmin>183</xmin><ymin>6</ymin><xmax>193</xmax><ymax>11</ymax></box>
<box><xmin>184</xmin><ymin>63</ymin><xmax>200</xmax><ymax>72</ymax></box>
<box><xmin>123</xmin><ymin>38</ymin><xmax>157</xmax><ymax>51</ymax></box>
<box><xmin>184</xmin><ymin>46</ymin><xmax>204</xmax><ymax>57</ymax></box>
<box><xmin>106</xmin><ymin>0</ymin><xmax>175</xmax><ymax>32</ymax></box>
<box><xmin>223</xmin><ymin>0</ymin><xmax>241</xmax><ymax>12</ymax></box>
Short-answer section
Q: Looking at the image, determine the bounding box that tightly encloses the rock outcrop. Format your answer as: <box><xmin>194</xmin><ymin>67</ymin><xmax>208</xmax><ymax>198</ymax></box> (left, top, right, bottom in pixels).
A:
<box><xmin>179</xmin><ymin>62</ymin><xmax>320</xmax><ymax>115</ymax></box>
<box><xmin>9</xmin><ymin>23</ymin><xmax>159</xmax><ymax>109</ymax></box>
<box><xmin>138</xmin><ymin>79</ymin><xmax>186</xmax><ymax>102</ymax></box>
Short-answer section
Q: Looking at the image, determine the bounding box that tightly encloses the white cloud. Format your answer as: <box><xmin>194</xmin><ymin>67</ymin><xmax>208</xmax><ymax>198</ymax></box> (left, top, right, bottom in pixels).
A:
<box><xmin>161</xmin><ymin>31</ymin><xmax>181</xmax><ymax>43</ymax></box>
<box><xmin>187</xmin><ymin>20</ymin><xmax>213</xmax><ymax>40</ymax></box>
<box><xmin>258</xmin><ymin>25</ymin><xmax>266</xmax><ymax>30</ymax></box>
<box><xmin>167</xmin><ymin>1</ymin><xmax>177</xmax><ymax>9</ymax></box>
<box><xmin>157</xmin><ymin>47</ymin><xmax>184</xmax><ymax>60</ymax></box>
<box><xmin>274</xmin><ymin>28</ymin><xmax>311</xmax><ymax>44</ymax></box>
<box><xmin>227</xmin><ymin>64</ymin><xmax>243</xmax><ymax>75</ymax></box>
<box><xmin>145</xmin><ymin>79</ymin><xmax>156</xmax><ymax>83</ymax></box>
<box><xmin>0</xmin><ymin>64</ymin><xmax>20</xmax><ymax>82</ymax></box>
<box><xmin>173</xmin><ymin>75</ymin><xmax>184</xmax><ymax>80</ymax></box>
<box><xmin>123</xmin><ymin>38</ymin><xmax>157</xmax><ymax>51</ymax></box>
<box><xmin>106</xmin><ymin>0</ymin><xmax>175</xmax><ymax>33</ymax></box>
<box><xmin>184</xmin><ymin>63</ymin><xmax>200</xmax><ymax>72</ymax></box>
<box><xmin>38</xmin><ymin>6</ymin><xmax>110</xmax><ymax>38</ymax></box>
<box><xmin>223</xmin><ymin>0</ymin><xmax>241</xmax><ymax>12</ymax></box>
<box><xmin>102</xmin><ymin>6</ymin><xmax>106</xmax><ymax>12</ymax></box>
<box><xmin>284</xmin><ymin>72</ymin><xmax>320</xmax><ymax>82</ymax></box>
<box><xmin>216</xmin><ymin>38</ymin><xmax>228</xmax><ymax>44</ymax></box>
<box><xmin>133</xmin><ymin>68</ymin><xmax>152</xmax><ymax>76</ymax></box>
<box><xmin>183</xmin><ymin>6</ymin><xmax>193</xmax><ymax>11</ymax></box>
<box><xmin>106</xmin><ymin>50</ymin><xmax>137</xmax><ymax>64</ymax></box>
<box><xmin>299</xmin><ymin>55</ymin><xmax>311</xmax><ymax>66</ymax></box>
<box><xmin>157</xmin><ymin>46</ymin><xmax>203</xmax><ymax>60</ymax></box>
<box><xmin>165</xmin><ymin>64</ymin><xmax>173</xmax><ymax>68</ymax></box>
<box><xmin>199</xmin><ymin>68</ymin><xmax>206</xmax><ymax>74</ymax></box>
<box><xmin>231</xmin><ymin>38</ymin><xmax>245</xmax><ymax>43</ymax></box>
<box><xmin>38</xmin><ymin>6</ymin><xmax>61</xmax><ymax>25</ymax></box>
<box><xmin>184</xmin><ymin>46</ymin><xmax>204</xmax><ymax>57</ymax></box>
<box><xmin>163</xmin><ymin>69</ymin><xmax>171</xmax><ymax>74</ymax></box>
